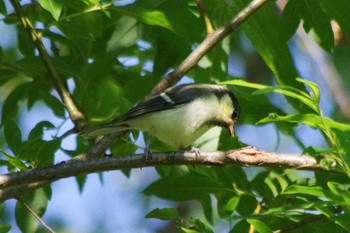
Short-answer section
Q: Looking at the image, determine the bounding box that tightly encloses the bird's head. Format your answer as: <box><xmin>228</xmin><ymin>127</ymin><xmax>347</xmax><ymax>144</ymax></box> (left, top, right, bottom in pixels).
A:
<box><xmin>209</xmin><ymin>86</ymin><xmax>240</xmax><ymax>137</ymax></box>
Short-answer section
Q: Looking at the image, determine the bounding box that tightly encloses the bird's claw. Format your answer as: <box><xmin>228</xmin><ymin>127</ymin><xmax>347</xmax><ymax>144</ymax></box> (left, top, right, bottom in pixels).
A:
<box><xmin>143</xmin><ymin>148</ymin><xmax>153</xmax><ymax>161</ymax></box>
<box><xmin>190</xmin><ymin>147</ymin><xmax>201</xmax><ymax>158</ymax></box>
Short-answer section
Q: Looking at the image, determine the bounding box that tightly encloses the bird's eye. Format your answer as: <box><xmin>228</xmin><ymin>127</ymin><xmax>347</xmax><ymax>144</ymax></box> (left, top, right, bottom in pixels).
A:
<box><xmin>232</xmin><ymin>111</ymin><xmax>239</xmax><ymax>120</ymax></box>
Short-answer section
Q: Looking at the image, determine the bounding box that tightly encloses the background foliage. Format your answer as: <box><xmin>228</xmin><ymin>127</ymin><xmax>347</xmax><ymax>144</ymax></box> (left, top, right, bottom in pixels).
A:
<box><xmin>1</xmin><ymin>0</ymin><xmax>350</xmax><ymax>232</ymax></box>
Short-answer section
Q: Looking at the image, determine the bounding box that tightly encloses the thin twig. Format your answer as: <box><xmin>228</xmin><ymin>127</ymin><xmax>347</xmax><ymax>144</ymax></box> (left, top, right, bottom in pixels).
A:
<box><xmin>9</xmin><ymin>0</ymin><xmax>87</xmax><ymax>131</ymax></box>
<box><xmin>0</xmin><ymin>147</ymin><xmax>337</xmax><ymax>201</ymax></box>
<box><xmin>18</xmin><ymin>199</ymin><xmax>56</xmax><ymax>233</ymax></box>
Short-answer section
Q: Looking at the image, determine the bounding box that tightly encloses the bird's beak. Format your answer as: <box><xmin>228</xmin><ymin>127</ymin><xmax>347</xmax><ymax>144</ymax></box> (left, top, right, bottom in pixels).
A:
<box><xmin>227</xmin><ymin>120</ymin><xmax>235</xmax><ymax>137</ymax></box>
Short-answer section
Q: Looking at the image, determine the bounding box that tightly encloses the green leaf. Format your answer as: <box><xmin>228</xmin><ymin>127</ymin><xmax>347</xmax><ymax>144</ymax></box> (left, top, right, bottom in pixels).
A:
<box><xmin>19</xmin><ymin>136</ymin><xmax>61</xmax><ymax>167</ymax></box>
<box><xmin>197</xmin><ymin>196</ymin><xmax>213</xmax><ymax>224</ymax></box>
<box><xmin>282</xmin><ymin>185</ymin><xmax>326</xmax><ymax>197</ymax></box>
<box><xmin>0</xmin><ymin>149</ymin><xmax>27</xmax><ymax>171</ymax></box>
<box><xmin>234</xmin><ymin>0</ymin><xmax>307</xmax><ymax>108</ymax></box>
<box><xmin>235</xmin><ymin>195</ymin><xmax>258</xmax><ymax>217</ymax></box>
<box><xmin>42</xmin><ymin>94</ymin><xmax>65</xmax><ymax>118</ymax></box>
<box><xmin>320</xmin><ymin>0</ymin><xmax>350</xmax><ymax>36</ymax></box>
<box><xmin>106</xmin><ymin>16</ymin><xmax>138</xmax><ymax>52</ymax></box>
<box><xmin>58</xmin><ymin>12</ymin><xmax>103</xmax><ymax>39</ymax></box>
<box><xmin>28</xmin><ymin>121</ymin><xmax>55</xmax><ymax>141</ymax></box>
<box><xmin>297</xmin><ymin>78</ymin><xmax>320</xmax><ymax>105</ymax></box>
<box><xmin>4</xmin><ymin>120</ymin><xmax>22</xmax><ymax>155</ymax></box>
<box><xmin>182</xmin><ymin>229</ymin><xmax>199</xmax><ymax>233</ymax></box>
<box><xmin>327</xmin><ymin>182</ymin><xmax>350</xmax><ymax>202</ymax></box>
<box><xmin>247</xmin><ymin>219</ymin><xmax>273</xmax><ymax>233</ymax></box>
<box><xmin>1</xmin><ymin>82</ymin><xmax>30</xmax><ymax>125</ymax></box>
<box><xmin>253</xmin><ymin>86</ymin><xmax>317</xmax><ymax>112</ymax></box>
<box><xmin>15</xmin><ymin>188</ymin><xmax>50</xmax><ymax>233</ymax></box>
<box><xmin>0</xmin><ymin>224</ymin><xmax>11</xmax><ymax>233</ymax></box>
<box><xmin>222</xmin><ymin>79</ymin><xmax>269</xmax><ymax>90</ymax></box>
<box><xmin>0</xmin><ymin>0</ymin><xmax>7</xmax><ymax>15</ymax></box>
<box><xmin>152</xmin><ymin>29</ymin><xmax>191</xmax><ymax>77</ymax></box>
<box><xmin>258</xmin><ymin>113</ymin><xmax>350</xmax><ymax>136</ymax></box>
<box><xmin>299</xmin><ymin>0</ymin><xmax>334</xmax><ymax>52</ymax></box>
<box><xmin>332</xmin><ymin>129</ymin><xmax>350</xmax><ymax>169</ymax></box>
<box><xmin>182</xmin><ymin>219</ymin><xmax>214</xmax><ymax>233</ymax></box>
<box><xmin>38</xmin><ymin>0</ymin><xmax>62</xmax><ymax>21</ymax></box>
<box><xmin>18</xmin><ymin>27</ymin><xmax>35</xmax><ymax>57</ymax></box>
<box><xmin>145</xmin><ymin>208</ymin><xmax>179</xmax><ymax>220</ymax></box>
<box><xmin>303</xmin><ymin>146</ymin><xmax>336</xmax><ymax>156</ymax></box>
<box><xmin>280</xmin><ymin>0</ymin><xmax>302</xmax><ymax>41</ymax></box>
<box><xmin>143</xmin><ymin>175</ymin><xmax>226</xmax><ymax>201</ymax></box>
<box><xmin>118</xmin><ymin>7</ymin><xmax>174</xmax><ymax>32</ymax></box>
<box><xmin>230</xmin><ymin>220</ymin><xmax>250</xmax><ymax>233</ymax></box>
<box><xmin>223</xmin><ymin>79</ymin><xmax>319</xmax><ymax>112</ymax></box>
<box><xmin>217</xmin><ymin>194</ymin><xmax>240</xmax><ymax>218</ymax></box>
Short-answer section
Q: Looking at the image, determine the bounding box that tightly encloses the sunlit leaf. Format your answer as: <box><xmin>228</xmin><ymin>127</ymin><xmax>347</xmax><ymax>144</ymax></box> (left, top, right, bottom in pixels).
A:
<box><xmin>223</xmin><ymin>79</ymin><xmax>318</xmax><ymax>112</ymax></box>
<box><xmin>247</xmin><ymin>219</ymin><xmax>273</xmax><ymax>233</ymax></box>
<box><xmin>257</xmin><ymin>114</ymin><xmax>350</xmax><ymax>138</ymax></box>
<box><xmin>297</xmin><ymin>78</ymin><xmax>320</xmax><ymax>105</ymax></box>
<box><xmin>38</xmin><ymin>0</ymin><xmax>62</xmax><ymax>20</ymax></box>
<box><xmin>117</xmin><ymin>7</ymin><xmax>173</xmax><ymax>31</ymax></box>
<box><xmin>106</xmin><ymin>16</ymin><xmax>138</xmax><ymax>52</ymax></box>
<box><xmin>327</xmin><ymin>182</ymin><xmax>350</xmax><ymax>202</ymax></box>
<box><xmin>282</xmin><ymin>185</ymin><xmax>326</xmax><ymax>197</ymax></box>
<box><xmin>0</xmin><ymin>149</ymin><xmax>27</xmax><ymax>171</ymax></box>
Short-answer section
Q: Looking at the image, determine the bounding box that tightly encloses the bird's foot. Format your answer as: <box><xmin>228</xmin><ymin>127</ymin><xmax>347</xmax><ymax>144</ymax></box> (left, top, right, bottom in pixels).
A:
<box><xmin>143</xmin><ymin>148</ymin><xmax>153</xmax><ymax>161</ymax></box>
<box><xmin>190</xmin><ymin>147</ymin><xmax>201</xmax><ymax>158</ymax></box>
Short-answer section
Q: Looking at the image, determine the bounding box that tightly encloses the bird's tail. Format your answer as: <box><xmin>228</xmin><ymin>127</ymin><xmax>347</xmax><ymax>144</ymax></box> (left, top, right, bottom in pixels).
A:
<box><xmin>80</xmin><ymin>122</ymin><xmax>130</xmax><ymax>139</ymax></box>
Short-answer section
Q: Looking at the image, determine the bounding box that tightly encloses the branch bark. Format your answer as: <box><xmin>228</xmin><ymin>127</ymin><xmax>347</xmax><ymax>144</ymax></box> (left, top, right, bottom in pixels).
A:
<box><xmin>0</xmin><ymin>147</ymin><xmax>334</xmax><ymax>202</ymax></box>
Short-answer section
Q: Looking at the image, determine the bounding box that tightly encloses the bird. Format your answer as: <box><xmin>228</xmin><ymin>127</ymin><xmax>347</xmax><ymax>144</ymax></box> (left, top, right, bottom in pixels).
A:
<box><xmin>81</xmin><ymin>83</ymin><xmax>240</xmax><ymax>149</ymax></box>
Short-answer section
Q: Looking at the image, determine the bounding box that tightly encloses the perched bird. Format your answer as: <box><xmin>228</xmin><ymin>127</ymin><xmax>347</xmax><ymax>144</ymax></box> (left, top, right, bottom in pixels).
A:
<box><xmin>81</xmin><ymin>84</ymin><xmax>240</xmax><ymax>149</ymax></box>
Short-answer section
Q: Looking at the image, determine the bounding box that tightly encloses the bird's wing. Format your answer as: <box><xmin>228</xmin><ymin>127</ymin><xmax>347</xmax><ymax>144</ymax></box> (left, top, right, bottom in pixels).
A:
<box><xmin>117</xmin><ymin>84</ymin><xmax>222</xmax><ymax>122</ymax></box>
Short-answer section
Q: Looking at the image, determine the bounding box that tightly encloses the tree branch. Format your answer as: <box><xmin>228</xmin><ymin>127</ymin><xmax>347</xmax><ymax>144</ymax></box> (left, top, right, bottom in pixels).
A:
<box><xmin>9</xmin><ymin>0</ymin><xmax>87</xmax><ymax>131</ymax></box>
<box><xmin>0</xmin><ymin>147</ymin><xmax>335</xmax><ymax>202</ymax></box>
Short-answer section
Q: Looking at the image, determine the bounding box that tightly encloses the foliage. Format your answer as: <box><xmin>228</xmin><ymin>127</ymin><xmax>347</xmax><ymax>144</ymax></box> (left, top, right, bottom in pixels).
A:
<box><xmin>0</xmin><ymin>0</ymin><xmax>350</xmax><ymax>232</ymax></box>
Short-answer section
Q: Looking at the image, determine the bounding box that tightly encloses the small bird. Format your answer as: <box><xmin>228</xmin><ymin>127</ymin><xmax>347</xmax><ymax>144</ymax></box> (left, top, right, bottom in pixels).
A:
<box><xmin>81</xmin><ymin>84</ymin><xmax>240</xmax><ymax>149</ymax></box>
